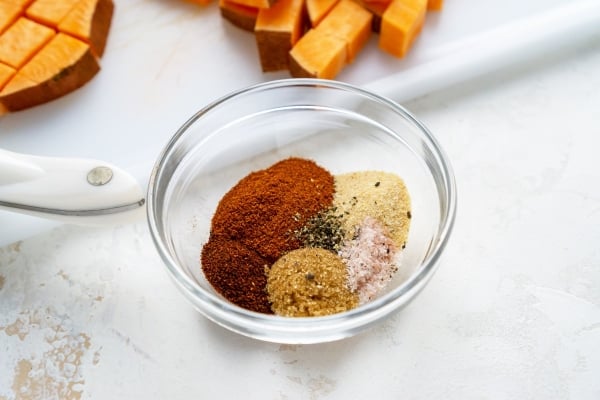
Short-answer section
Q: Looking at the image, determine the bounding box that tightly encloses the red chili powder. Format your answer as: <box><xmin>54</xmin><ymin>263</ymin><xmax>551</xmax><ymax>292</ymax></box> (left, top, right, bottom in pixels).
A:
<box><xmin>201</xmin><ymin>237</ymin><xmax>272</xmax><ymax>314</ymax></box>
<box><xmin>209</xmin><ymin>157</ymin><xmax>335</xmax><ymax>261</ymax></box>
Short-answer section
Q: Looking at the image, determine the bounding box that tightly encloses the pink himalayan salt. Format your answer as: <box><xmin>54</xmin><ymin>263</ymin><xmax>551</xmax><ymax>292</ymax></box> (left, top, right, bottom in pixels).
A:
<box><xmin>338</xmin><ymin>216</ymin><xmax>398</xmax><ymax>304</ymax></box>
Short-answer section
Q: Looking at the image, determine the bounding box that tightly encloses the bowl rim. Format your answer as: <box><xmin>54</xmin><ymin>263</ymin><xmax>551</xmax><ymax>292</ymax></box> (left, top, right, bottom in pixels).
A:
<box><xmin>146</xmin><ymin>78</ymin><xmax>457</xmax><ymax>343</ymax></box>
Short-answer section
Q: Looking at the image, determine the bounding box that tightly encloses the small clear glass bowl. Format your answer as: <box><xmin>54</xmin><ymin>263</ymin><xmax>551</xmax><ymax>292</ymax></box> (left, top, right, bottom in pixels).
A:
<box><xmin>147</xmin><ymin>79</ymin><xmax>456</xmax><ymax>344</ymax></box>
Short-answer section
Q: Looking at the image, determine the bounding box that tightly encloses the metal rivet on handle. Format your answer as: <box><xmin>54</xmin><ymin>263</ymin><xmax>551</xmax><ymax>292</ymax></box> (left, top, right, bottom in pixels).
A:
<box><xmin>87</xmin><ymin>166</ymin><xmax>113</xmax><ymax>186</ymax></box>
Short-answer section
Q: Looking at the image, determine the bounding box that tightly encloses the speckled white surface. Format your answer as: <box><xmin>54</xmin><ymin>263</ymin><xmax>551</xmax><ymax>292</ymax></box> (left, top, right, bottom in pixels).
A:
<box><xmin>2</xmin><ymin>9</ymin><xmax>600</xmax><ymax>400</ymax></box>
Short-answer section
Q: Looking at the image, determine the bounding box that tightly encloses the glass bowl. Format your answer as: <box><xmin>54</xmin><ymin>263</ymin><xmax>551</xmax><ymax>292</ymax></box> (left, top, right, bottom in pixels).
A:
<box><xmin>147</xmin><ymin>78</ymin><xmax>456</xmax><ymax>344</ymax></box>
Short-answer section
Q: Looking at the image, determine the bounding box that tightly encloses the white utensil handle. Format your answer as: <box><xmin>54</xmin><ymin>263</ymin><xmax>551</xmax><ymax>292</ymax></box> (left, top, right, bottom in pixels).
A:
<box><xmin>0</xmin><ymin>149</ymin><xmax>145</xmax><ymax>225</ymax></box>
<box><xmin>366</xmin><ymin>0</ymin><xmax>600</xmax><ymax>101</ymax></box>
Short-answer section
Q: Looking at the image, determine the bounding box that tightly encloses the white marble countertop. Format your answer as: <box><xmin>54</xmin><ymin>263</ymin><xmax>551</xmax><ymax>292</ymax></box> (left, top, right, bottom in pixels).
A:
<box><xmin>2</xmin><ymin>3</ymin><xmax>600</xmax><ymax>400</ymax></box>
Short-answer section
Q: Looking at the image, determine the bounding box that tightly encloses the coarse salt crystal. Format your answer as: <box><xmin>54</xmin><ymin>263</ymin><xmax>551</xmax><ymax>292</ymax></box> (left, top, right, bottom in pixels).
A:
<box><xmin>339</xmin><ymin>216</ymin><xmax>398</xmax><ymax>304</ymax></box>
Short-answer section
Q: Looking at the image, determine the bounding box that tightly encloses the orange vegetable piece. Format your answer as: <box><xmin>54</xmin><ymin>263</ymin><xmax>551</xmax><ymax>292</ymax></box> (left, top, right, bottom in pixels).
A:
<box><xmin>219</xmin><ymin>0</ymin><xmax>258</xmax><ymax>32</ymax></box>
<box><xmin>0</xmin><ymin>62</ymin><xmax>16</xmax><ymax>91</ymax></box>
<box><xmin>26</xmin><ymin>0</ymin><xmax>81</xmax><ymax>27</ymax></box>
<box><xmin>0</xmin><ymin>17</ymin><xmax>55</xmax><ymax>69</ymax></box>
<box><xmin>187</xmin><ymin>0</ymin><xmax>212</xmax><ymax>5</ymax></box>
<box><xmin>354</xmin><ymin>0</ymin><xmax>390</xmax><ymax>32</ymax></box>
<box><xmin>289</xmin><ymin>28</ymin><xmax>346</xmax><ymax>79</ymax></box>
<box><xmin>4</xmin><ymin>0</ymin><xmax>35</xmax><ymax>8</ymax></box>
<box><xmin>427</xmin><ymin>0</ymin><xmax>443</xmax><ymax>10</ymax></box>
<box><xmin>305</xmin><ymin>0</ymin><xmax>338</xmax><ymax>27</ymax></box>
<box><xmin>379</xmin><ymin>0</ymin><xmax>426</xmax><ymax>57</ymax></box>
<box><xmin>228</xmin><ymin>0</ymin><xmax>277</xmax><ymax>8</ymax></box>
<box><xmin>0</xmin><ymin>72</ymin><xmax>36</xmax><ymax>114</ymax></box>
<box><xmin>0</xmin><ymin>4</ymin><xmax>22</xmax><ymax>34</ymax></box>
<box><xmin>18</xmin><ymin>33</ymin><xmax>96</xmax><ymax>83</ymax></box>
<box><xmin>58</xmin><ymin>0</ymin><xmax>114</xmax><ymax>57</ymax></box>
<box><xmin>254</xmin><ymin>0</ymin><xmax>305</xmax><ymax>71</ymax></box>
<box><xmin>316</xmin><ymin>0</ymin><xmax>372</xmax><ymax>63</ymax></box>
<box><xmin>0</xmin><ymin>0</ymin><xmax>113</xmax><ymax>114</ymax></box>
<box><xmin>0</xmin><ymin>71</ymin><xmax>36</xmax><ymax>95</ymax></box>
<box><xmin>1</xmin><ymin>33</ymin><xmax>99</xmax><ymax>113</ymax></box>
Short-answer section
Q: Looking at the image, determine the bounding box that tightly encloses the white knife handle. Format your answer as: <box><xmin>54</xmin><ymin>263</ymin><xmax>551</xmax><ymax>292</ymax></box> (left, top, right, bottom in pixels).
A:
<box><xmin>0</xmin><ymin>149</ymin><xmax>145</xmax><ymax>225</ymax></box>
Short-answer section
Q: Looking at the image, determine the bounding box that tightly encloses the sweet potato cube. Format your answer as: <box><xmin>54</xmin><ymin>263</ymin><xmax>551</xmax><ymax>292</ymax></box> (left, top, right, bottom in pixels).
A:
<box><xmin>0</xmin><ymin>70</ymin><xmax>36</xmax><ymax>95</ymax></box>
<box><xmin>19</xmin><ymin>32</ymin><xmax>95</xmax><ymax>82</ymax></box>
<box><xmin>316</xmin><ymin>0</ymin><xmax>372</xmax><ymax>62</ymax></box>
<box><xmin>0</xmin><ymin>72</ymin><xmax>37</xmax><ymax>114</ymax></box>
<box><xmin>0</xmin><ymin>62</ymin><xmax>16</xmax><ymax>90</ymax></box>
<box><xmin>379</xmin><ymin>0</ymin><xmax>426</xmax><ymax>57</ymax></box>
<box><xmin>254</xmin><ymin>0</ymin><xmax>305</xmax><ymax>71</ymax></box>
<box><xmin>306</xmin><ymin>0</ymin><xmax>338</xmax><ymax>27</ymax></box>
<box><xmin>219</xmin><ymin>0</ymin><xmax>258</xmax><ymax>32</ymax></box>
<box><xmin>0</xmin><ymin>4</ymin><xmax>22</xmax><ymax>34</ymax></box>
<box><xmin>4</xmin><ymin>0</ymin><xmax>35</xmax><ymax>8</ymax></box>
<box><xmin>0</xmin><ymin>17</ymin><xmax>55</xmax><ymax>69</ymax></box>
<box><xmin>58</xmin><ymin>0</ymin><xmax>114</xmax><ymax>57</ymax></box>
<box><xmin>289</xmin><ymin>28</ymin><xmax>346</xmax><ymax>79</ymax></box>
<box><xmin>354</xmin><ymin>0</ymin><xmax>390</xmax><ymax>32</ymax></box>
<box><xmin>427</xmin><ymin>0</ymin><xmax>443</xmax><ymax>10</ymax></box>
<box><xmin>26</xmin><ymin>0</ymin><xmax>81</xmax><ymax>27</ymax></box>
<box><xmin>228</xmin><ymin>0</ymin><xmax>277</xmax><ymax>8</ymax></box>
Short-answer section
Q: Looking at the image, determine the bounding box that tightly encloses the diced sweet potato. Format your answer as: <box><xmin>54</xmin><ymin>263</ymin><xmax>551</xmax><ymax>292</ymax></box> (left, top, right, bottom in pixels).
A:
<box><xmin>354</xmin><ymin>0</ymin><xmax>390</xmax><ymax>32</ymax></box>
<box><xmin>0</xmin><ymin>33</ymin><xmax>100</xmax><ymax>113</ymax></box>
<box><xmin>0</xmin><ymin>4</ymin><xmax>22</xmax><ymax>34</ymax></box>
<box><xmin>219</xmin><ymin>0</ymin><xmax>258</xmax><ymax>32</ymax></box>
<box><xmin>305</xmin><ymin>0</ymin><xmax>338</xmax><ymax>27</ymax></box>
<box><xmin>228</xmin><ymin>0</ymin><xmax>277</xmax><ymax>8</ymax></box>
<box><xmin>0</xmin><ymin>0</ymin><xmax>112</xmax><ymax>114</ymax></box>
<box><xmin>26</xmin><ymin>0</ymin><xmax>81</xmax><ymax>27</ymax></box>
<box><xmin>4</xmin><ymin>0</ymin><xmax>35</xmax><ymax>8</ymax></box>
<box><xmin>0</xmin><ymin>62</ymin><xmax>16</xmax><ymax>90</ymax></box>
<box><xmin>289</xmin><ymin>28</ymin><xmax>346</xmax><ymax>79</ymax></box>
<box><xmin>187</xmin><ymin>0</ymin><xmax>212</xmax><ymax>5</ymax></box>
<box><xmin>316</xmin><ymin>0</ymin><xmax>372</xmax><ymax>62</ymax></box>
<box><xmin>58</xmin><ymin>0</ymin><xmax>115</xmax><ymax>57</ymax></box>
<box><xmin>379</xmin><ymin>0</ymin><xmax>426</xmax><ymax>57</ymax></box>
<box><xmin>427</xmin><ymin>0</ymin><xmax>443</xmax><ymax>11</ymax></box>
<box><xmin>254</xmin><ymin>0</ymin><xmax>305</xmax><ymax>71</ymax></box>
<box><xmin>0</xmin><ymin>17</ymin><xmax>55</xmax><ymax>69</ymax></box>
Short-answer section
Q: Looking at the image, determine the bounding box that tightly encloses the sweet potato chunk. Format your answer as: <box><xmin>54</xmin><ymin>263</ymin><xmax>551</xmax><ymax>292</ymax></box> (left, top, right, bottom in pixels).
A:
<box><xmin>4</xmin><ymin>0</ymin><xmax>35</xmax><ymax>8</ymax></box>
<box><xmin>254</xmin><ymin>0</ymin><xmax>305</xmax><ymax>71</ymax></box>
<box><xmin>427</xmin><ymin>0</ymin><xmax>443</xmax><ymax>11</ymax></box>
<box><xmin>305</xmin><ymin>0</ymin><xmax>338</xmax><ymax>27</ymax></box>
<box><xmin>0</xmin><ymin>4</ymin><xmax>22</xmax><ymax>34</ymax></box>
<box><xmin>0</xmin><ymin>0</ymin><xmax>113</xmax><ymax>114</ymax></box>
<box><xmin>219</xmin><ymin>0</ymin><xmax>258</xmax><ymax>32</ymax></box>
<box><xmin>228</xmin><ymin>0</ymin><xmax>277</xmax><ymax>8</ymax></box>
<box><xmin>58</xmin><ymin>0</ymin><xmax>114</xmax><ymax>57</ymax></box>
<box><xmin>289</xmin><ymin>28</ymin><xmax>346</xmax><ymax>79</ymax></box>
<box><xmin>354</xmin><ymin>0</ymin><xmax>390</xmax><ymax>32</ymax></box>
<box><xmin>0</xmin><ymin>62</ymin><xmax>16</xmax><ymax>90</ymax></box>
<box><xmin>0</xmin><ymin>33</ymin><xmax>99</xmax><ymax>113</ymax></box>
<box><xmin>379</xmin><ymin>0</ymin><xmax>426</xmax><ymax>57</ymax></box>
<box><xmin>316</xmin><ymin>0</ymin><xmax>372</xmax><ymax>62</ymax></box>
<box><xmin>26</xmin><ymin>0</ymin><xmax>81</xmax><ymax>27</ymax></box>
<box><xmin>0</xmin><ymin>17</ymin><xmax>55</xmax><ymax>69</ymax></box>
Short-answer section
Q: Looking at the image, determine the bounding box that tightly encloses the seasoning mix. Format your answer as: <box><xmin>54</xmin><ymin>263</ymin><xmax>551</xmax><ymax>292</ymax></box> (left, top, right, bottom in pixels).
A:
<box><xmin>200</xmin><ymin>157</ymin><xmax>411</xmax><ymax>317</ymax></box>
